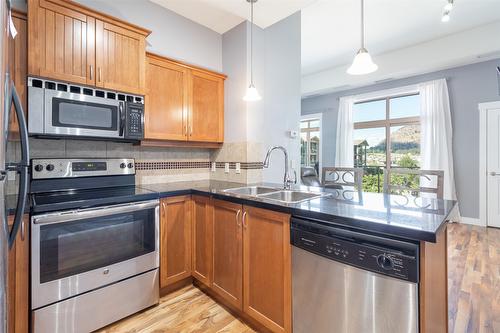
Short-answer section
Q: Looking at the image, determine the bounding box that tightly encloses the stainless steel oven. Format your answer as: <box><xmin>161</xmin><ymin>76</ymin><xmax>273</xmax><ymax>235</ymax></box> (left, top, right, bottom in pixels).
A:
<box><xmin>31</xmin><ymin>199</ymin><xmax>159</xmax><ymax>333</ymax></box>
<box><xmin>28</xmin><ymin>76</ymin><xmax>144</xmax><ymax>141</ymax></box>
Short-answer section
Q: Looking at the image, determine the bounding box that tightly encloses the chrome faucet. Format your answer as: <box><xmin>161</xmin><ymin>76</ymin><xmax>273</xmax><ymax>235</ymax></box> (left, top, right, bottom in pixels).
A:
<box><xmin>263</xmin><ymin>146</ymin><xmax>297</xmax><ymax>190</ymax></box>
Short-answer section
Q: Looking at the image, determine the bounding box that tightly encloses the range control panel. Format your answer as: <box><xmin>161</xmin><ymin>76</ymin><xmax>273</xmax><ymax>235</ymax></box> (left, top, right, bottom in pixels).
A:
<box><xmin>31</xmin><ymin>158</ymin><xmax>135</xmax><ymax>179</ymax></box>
<box><xmin>291</xmin><ymin>220</ymin><xmax>419</xmax><ymax>283</ymax></box>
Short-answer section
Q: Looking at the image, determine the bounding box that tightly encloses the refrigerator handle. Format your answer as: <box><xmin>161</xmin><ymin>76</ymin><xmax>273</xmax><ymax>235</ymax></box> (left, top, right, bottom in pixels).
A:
<box><xmin>8</xmin><ymin>84</ymin><xmax>29</xmax><ymax>249</ymax></box>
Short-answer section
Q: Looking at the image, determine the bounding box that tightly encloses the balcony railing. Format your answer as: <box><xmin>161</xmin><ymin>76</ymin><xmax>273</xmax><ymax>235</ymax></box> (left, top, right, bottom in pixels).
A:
<box><xmin>360</xmin><ymin>165</ymin><xmax>419</xmax><ymax>193</ymax></box>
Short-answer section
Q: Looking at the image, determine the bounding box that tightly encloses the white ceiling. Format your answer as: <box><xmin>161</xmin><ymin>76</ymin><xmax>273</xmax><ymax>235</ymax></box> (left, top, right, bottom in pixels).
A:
<box><xmin>150</xmin><ymin>0</ymin><xmax>315</xmax><ymax>34</ymax></box>
<box><xmin>301</xmin><ymin>0</ymin><xmax>500</xmax><ymax>75</ymax></box>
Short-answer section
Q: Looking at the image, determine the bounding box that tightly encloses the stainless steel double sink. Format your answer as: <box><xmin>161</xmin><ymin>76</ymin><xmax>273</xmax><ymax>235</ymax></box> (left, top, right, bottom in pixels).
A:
<box><xmin>222</xmin><ymin>186</ymin><xmax>327</xmax><ymax>204</ymax></box>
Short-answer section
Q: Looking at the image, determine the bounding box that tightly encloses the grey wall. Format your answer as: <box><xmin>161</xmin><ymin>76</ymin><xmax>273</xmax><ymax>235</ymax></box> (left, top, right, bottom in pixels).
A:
<box><xmin>75</xmin><ymin>0</ymin><xmax>222</xmax><ymax>72</ymax></box>
<box><xmin>301</xmin><ymin>58</ymin><xmax>500</xmax><ymax>219</ymax></box>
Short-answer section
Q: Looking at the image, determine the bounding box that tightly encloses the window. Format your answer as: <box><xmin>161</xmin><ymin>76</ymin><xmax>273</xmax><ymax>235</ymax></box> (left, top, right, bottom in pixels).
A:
<box><xmin>301</xmin><ymin>117</ymin><xmax>321</xmax><ymax>173</ymax></box>
<box><xmin>353</xmin><ymin>94</ymin><xmax>420</xmax><ymax>193</ymax></box>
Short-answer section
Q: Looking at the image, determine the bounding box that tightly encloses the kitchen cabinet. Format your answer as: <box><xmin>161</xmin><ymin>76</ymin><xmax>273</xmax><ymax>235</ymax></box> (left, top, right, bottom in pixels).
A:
<box><xmin>189</xmin><ymin>69</ymin><xmax>224</xmax><ymax>142</ymax></box>
<box><xmin>95</xmin><ymin>20</ymin><xmax>146</xmax><ymax>94</ymax></box>
<box><xmin>8</xmin><ymin>10</ymin><xmax>27</xmax><ymax>140</ymax></box>
<box><xmin>212</xmin><ymin>199</ymin><xmax>243</xmax><ymax>310</ymax></box>
<box><xmin>191</xmin><ymin>195</ymin><xmax>213</xmax><ymax>287</ymax></box>
<box><xmin>243</xmin><ymin>206</ymin><xmax>291</xmax><ymax>333</ymax></box>
<box><xmin>28</xmin><ymin>0</ymin><xmax>149</xmax><ymax>94</ymax></box>
<box><xmin>145</xmin><ymin>54</ymin><xmax>189</xmax><ymax>141</ymax></box>
<box><xmin>142</xmin><ymin>52</ymin><xmax>225</xmax><ymax>146</ymax></box>
<box><xmin>160</xmin><ymin>196</ymin><xmax>192</xmax><ymax>289</ymax></box>
<box><xmin>7</xmin><ymin>215</ymin><xmax>29</xmax><ymax>333</ymax></box>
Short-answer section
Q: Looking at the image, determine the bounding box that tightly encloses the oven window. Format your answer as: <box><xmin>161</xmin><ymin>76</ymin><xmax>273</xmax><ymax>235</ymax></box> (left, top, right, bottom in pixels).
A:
<box><xmin>39</xmin><ymin>208</ymin><xmax>155</xmax><ymax>283</ymax></box>
<box><xmin>52</xmin><ymin>98</ymin><xmax>118</xmax><ymax>131</ymax></box>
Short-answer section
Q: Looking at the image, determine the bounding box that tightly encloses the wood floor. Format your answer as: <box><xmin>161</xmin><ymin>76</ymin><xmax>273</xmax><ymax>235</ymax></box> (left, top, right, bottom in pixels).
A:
<box><xmin>99</xmin><ymin>223</ymin><xmax>498</xmax><ymax>333</ymax></box>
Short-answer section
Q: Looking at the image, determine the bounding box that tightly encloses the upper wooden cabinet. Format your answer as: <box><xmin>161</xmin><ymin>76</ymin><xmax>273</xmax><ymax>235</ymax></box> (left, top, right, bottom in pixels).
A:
<box><xmin>189</xmin><ymin>69</ymin><xmax>224</xmax><ymax>142</ymax></box>
<box><xmin>143</xmin><ymin>52</ymin><xmax>225</xmax><ymax>145</ymax></box>
<box><xmin>28</xmin><ymin>0</ymin><xmax>149</xmax><ymax>94</ymax></box>
<box><xmin>95</xmin><ymin>20</ymin><xmax>146</xmax><ymax>93</ymax></box>
<box><xmin>145</xmin><ymin>54</ymin><xmax>189</xmax><ymax>141</ymax></box>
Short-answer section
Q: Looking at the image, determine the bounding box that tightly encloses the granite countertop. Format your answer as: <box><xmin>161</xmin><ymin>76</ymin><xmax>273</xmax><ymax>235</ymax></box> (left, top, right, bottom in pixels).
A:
<box><xmin>140</xmin><ymin>180</ymin><xmax>457</xmax><ymax>243</ymax></box>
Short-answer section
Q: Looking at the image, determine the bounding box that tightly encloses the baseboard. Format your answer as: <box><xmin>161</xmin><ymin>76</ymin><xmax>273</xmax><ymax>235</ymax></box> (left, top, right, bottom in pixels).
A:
<box><xmin>458</xmin><ymin>217</ymin><xmax>485</xmax><ymax>226</ymax></box>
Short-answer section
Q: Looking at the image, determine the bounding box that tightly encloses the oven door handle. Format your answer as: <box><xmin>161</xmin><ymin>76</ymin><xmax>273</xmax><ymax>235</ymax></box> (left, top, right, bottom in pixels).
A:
<box><xmin>32</xmin><ymin>200</ymin><xmax>159</xmax><ymax>225</ymax></box>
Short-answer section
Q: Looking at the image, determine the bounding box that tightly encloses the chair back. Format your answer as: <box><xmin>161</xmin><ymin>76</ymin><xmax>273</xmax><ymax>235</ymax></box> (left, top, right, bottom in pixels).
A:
<box><xmin>321</xmin><ymin>167</ymin><xmax>364</xmax><ymax>189</ymax></box>
<box><xmin>383</xmin><ymin>168</ymin><xmax>444</xmax><ymax>199</ymax></box>
<box><xmin>301</xmin><ymin>167</ymin><xmax>321</xmax><ymax>187</ymax></box>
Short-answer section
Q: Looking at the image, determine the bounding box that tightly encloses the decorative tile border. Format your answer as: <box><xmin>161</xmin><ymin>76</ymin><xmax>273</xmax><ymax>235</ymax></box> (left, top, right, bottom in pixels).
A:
<box><xmin>135</xmin><ymin>161</ymin><xmax>263</xmax><ymax>171</ymax></box>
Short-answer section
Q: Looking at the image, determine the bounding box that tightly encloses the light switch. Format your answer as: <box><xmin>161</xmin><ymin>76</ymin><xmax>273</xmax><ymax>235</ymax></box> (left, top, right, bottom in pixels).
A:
<box><xmin>235</xmin><ymin>162</ymin><xmax>241</xmax><ymax>174</ymax></box>
<box><xmin>224</xmin><ymin>162</ymin><xmax>229</xmax><ymax>173</ymax></box>
<box><xmin>211</xmin><ymin>162</ymin><xmax>216</xmax><ymax>172</ymax></box>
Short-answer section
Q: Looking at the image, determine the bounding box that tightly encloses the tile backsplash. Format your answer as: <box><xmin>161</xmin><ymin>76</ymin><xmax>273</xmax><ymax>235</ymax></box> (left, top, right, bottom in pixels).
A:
<box><xmin>7</xmin><ymin>138</ymin><xmax>264</xmax><ymax>185</ymax></box>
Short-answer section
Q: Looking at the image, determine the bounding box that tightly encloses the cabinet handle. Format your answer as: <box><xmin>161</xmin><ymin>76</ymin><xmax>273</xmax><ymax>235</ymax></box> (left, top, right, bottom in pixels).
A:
<box><xmin>242</xmin><ymin>211</ymin><xmax>247</xmax><ymax>229</ymax></box>
<box><xmin>189</xmin><ymin>125</ymin><xmax>193</xmax><ymax>136</ymax></box>
<box><xmin>20</xmin><ymin>218</ymin><xmax>25</xmax><ymax>241</ymax></box>
<box><xmin>98</xmin><ymin>67</ymin><xmax>102</xmax><ymax>82</ymax></box>
<box><xmin>161</xmin><ymin>200</ymin><xmax>166</xmax><ymax>218</ymax></box>
<box><xmin>89</xmin><ymin>65</ymin><xmax>93</xmax><ymax>80</ymax></box>
<box><xmin>236</xmin><ymin>209</ymin><xmax>241</xmax><ymax>227</ymax></box>
<box><xmin>185</xmin><ymin>124</ymin><xmax>188</xmax><ymax>136</ymax></box>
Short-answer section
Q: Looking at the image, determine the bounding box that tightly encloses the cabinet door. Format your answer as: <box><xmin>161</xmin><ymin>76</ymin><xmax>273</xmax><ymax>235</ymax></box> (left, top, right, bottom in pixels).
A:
<box><xmin>145</xmin><ymin>56</ymin><xmax>188</xmax><ymax>141</ymax></box>
<box><xmin>243</xmin><ymin>206</ymin><xmax>291</xmax><ymax>333</ymax></box>
<box><xmin>8</xmin><ymin>12</ymin><xmax>27</xmax><ymax>141</ymax></box>
<box><xmin>191</xmin><ymin>195</ymin><xmax>213</xmax><ymax>286</ymax></box>
<box><xmin>7</xmin><ymin>215</ymin><xmax>29</xmax><ymax>333</ymax></box>
<box><xmin>160</xmin><ymin>196</ymin><xmax>192</xmax><ymax>288</ymax></box>
<box><xmin>28</xmin><ymin>0</ymin><xmax>95</xmax><ymax>85</ymax></box>
<box><xmin>188</xmin><ymin>70</ymin><xmax>224</xmax><ymax>142</ymax></box>
<box><xmin>95</xmin><ymin>19</ymin><xmax>145</xmax><ymax>94</ymax></box>
<box><xmin>212</xmin><ymin>199</ymin><xmax>243</xmax><ymax>310</ymax></box>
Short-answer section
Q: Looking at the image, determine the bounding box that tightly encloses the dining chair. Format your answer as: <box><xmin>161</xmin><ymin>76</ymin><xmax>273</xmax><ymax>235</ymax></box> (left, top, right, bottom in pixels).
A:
<box><xmin>383</xmin><ymin>168</ymin><xmax>444</xmax><ymax>199</ymax></box>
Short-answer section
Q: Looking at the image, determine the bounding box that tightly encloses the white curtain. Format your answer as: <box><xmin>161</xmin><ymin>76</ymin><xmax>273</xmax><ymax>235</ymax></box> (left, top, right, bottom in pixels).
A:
<box><xmin>419</xmin><ymin>79</ymin><xmax>457</xmax><ymax>201</ymax></box>
<box><xmin>335</xmin><ymin>97</ymin><xmax>355</xmax><ymax>167</ymax></box>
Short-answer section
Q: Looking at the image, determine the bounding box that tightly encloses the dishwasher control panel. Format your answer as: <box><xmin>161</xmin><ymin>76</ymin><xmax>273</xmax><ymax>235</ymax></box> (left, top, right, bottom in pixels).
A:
<box><xmin>291</xmin><ymin>219</ymin><xmax>419</xmax><ymax>283</ymax></box>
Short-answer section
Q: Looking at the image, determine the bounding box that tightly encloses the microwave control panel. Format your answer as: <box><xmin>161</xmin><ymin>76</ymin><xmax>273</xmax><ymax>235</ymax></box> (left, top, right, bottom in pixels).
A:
<box><xmin>124</xmin><ymin>102</ymin><xmax>144</xmax><ymax>140</ymax></box>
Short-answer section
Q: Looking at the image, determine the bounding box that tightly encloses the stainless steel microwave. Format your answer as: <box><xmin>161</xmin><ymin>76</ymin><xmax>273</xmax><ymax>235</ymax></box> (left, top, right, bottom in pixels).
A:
<box><xmin>28</xmin><ymin>77</ymin><xmax>144</xmax><ymax>141</ymax></box>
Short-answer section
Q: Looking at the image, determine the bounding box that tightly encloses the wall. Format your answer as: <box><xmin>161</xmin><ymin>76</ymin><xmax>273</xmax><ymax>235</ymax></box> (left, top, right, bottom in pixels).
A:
<box><xmin>301</xmin><ymin>58</ymin><xmax>500</xmax><ymax>219</ymax></box>
<box><xmin>75</xmin><ymin>0</ymin><xmax>222</xmax><ymax>72</ymax></box>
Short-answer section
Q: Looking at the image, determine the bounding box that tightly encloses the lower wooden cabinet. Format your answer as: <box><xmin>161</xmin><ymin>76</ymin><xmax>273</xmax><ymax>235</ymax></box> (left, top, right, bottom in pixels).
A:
<box><xmin>191</xmin><ymin>195</ymin><xmax>213</xmax><ymax>286</ymax></box>
<box><xmin>159</xmin><ymin>196</ymin><xmax>192</xmax><ymax>289</ymax></box>
<box><xmin>160</xmin><ymin>196</ymin><xmax>291</xmax><ymax>333</ymax></box>
<box><xmin>243</xmin><ymin>206</ymin><xmax>291</xmax><ymax>333</ymax></box>
<box><xmin>212</xmin><ymin>199</ymin><xmax>243</xmax><ymax>310</ymax></box>
<box><xmin>7</xmin><ymin>214</ymin><xmax>29</xmax><ymax>333</ymax></box>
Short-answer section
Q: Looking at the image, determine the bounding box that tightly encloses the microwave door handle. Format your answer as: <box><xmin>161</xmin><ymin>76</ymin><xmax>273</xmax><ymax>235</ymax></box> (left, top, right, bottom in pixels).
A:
<box><xmin>8</xmin><ymin>84</ymin><xmax>29</xmax><ymax>249</ymax></box>
<box><xmin>119</xmin><ymin>102</ymin><xmax>125</xmax><ymax>137</ymax></box>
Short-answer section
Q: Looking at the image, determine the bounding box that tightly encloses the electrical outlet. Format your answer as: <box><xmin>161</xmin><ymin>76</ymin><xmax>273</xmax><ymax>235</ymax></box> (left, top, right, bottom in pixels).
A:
<box><xmin>224</xmin><ymin>162</ymin><xmax>229</xmax><ymax>173</ymax></box>
<box><xmin>235</xmin><ymin>162</ymin><xmax>241</xmax><ymax>174</ymax></box>
<box><xmin>211</xmin><ymin>162</ymin><xmax>216</xmax><ymax>172</ymax></box>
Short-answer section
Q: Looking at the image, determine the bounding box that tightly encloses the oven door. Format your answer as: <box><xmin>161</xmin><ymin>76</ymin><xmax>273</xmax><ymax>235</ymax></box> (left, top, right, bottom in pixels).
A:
<box><xmin>44</xmin><ymin>89</ymin><xmax>124</xmax><ymax>139</ymax></box>
<box><xmin>31</xmin><ymin>200</ymin><xmax>159</xmax><ymax>309</ymax></box>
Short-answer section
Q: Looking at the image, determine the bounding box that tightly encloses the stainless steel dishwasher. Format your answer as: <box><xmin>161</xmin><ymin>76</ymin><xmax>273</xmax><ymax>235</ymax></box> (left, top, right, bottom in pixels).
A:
<box><xmin>291</xmin><ymin>217</ymin><xmax>419</xmax><ymax>333</ymax></box>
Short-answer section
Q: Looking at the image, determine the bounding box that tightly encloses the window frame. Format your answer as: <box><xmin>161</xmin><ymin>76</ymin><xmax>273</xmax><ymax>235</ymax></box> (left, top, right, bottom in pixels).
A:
<box><xmin>300</xmin><ymin>114</ymin><xmax>322</xmax><ymax>173</ymax></box>
<box><xmin>353</xmin><ymin>92</ymin><xmax>420</xmax><ymax>173</ymax></box>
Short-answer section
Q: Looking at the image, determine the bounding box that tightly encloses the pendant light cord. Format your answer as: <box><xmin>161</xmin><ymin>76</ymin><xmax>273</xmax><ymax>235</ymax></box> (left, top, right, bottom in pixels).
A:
<box><xmin>250</xmin><ymin>0</ymin><xmax>254</xmax><ymax>85</ymax></box>
<box><xmin>361</xmin><ymin>0</ymin><xmax>365</xmax><ymax>49</ymax></box>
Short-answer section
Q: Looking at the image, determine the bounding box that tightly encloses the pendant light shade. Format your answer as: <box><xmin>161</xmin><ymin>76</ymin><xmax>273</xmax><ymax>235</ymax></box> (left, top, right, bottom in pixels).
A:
<box><xmin>347</xmin><ymin>0</ymin><xmax>378</xmax><ymax>75</ymax></box>
<box><xmin>347</xmin><ymin>48</ymin><xmax>378</xmax><ymax>75</ymax></box>
<box><xmin>243</xmin><ymin>84</ymin><xmax>261</xmax><ymax>101</ymax></box>
<box><xmin>243</xmin><ymin>0</ymin><xmax>261</xmax><ymax>101</ymax></box>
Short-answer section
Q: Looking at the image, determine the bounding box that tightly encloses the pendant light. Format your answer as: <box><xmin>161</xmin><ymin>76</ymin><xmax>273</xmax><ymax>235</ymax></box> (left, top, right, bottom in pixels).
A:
<box><xmin>243</xmin><ymin>0</ymin><xmax>262</xmax><ymax>101</ymax></box>
<box><xmin>347</xmin><ymin>0</ymin><xmax>378</xmax><ymax>75</ymax></box>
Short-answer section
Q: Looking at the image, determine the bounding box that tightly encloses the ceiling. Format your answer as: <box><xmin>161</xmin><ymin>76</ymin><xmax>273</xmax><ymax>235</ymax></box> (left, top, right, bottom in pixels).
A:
<box><xmin>301</xmin><ymin>0</ymin><xmax>500</xmax><ymax>75</ymax></box>
<box><xmin>150</xmin><ymin>0</ymin><xmax>315</xmax><ymax>34</ymax></box>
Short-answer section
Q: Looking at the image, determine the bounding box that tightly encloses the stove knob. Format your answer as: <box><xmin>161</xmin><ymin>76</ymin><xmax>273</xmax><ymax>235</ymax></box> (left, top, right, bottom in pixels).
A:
<box><xmin>127</xmin><ymin>163</ymin><xmax>134</xmax><ymax>169</ymax></box>
<box><xmin>120</xmin><ymin>163</ymin><xmax>126</xmax><ymax>169</ymax></box>
<box><xmin>34</xmin><ymin>164</ymin><xmax>44</xmax><ymax>172</ymax></box>
<box><xmin>46</xmin><ymin>164</ymin><xmax>55</xmax><ymax>172</ymax></box>
<box><xmin>376</xmin><ymin>254</ymin><xmax>394</xmax><ymax>270</ymax></box>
